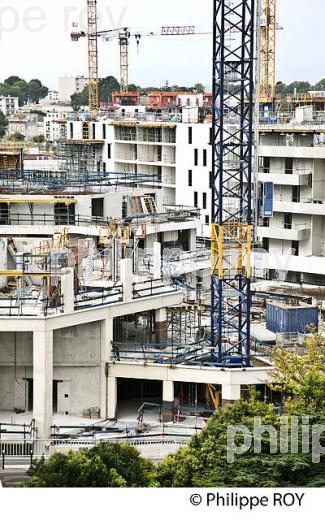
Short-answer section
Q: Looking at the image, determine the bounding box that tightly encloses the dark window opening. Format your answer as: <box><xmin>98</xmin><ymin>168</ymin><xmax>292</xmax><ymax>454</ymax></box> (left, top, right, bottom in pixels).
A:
<box><xmin>188</xmin><ymin>169</ymin><xmax>193</xmax><ymax>186</ymax></box>
<box><xmin>202</xmin><ymin>192</ymin><xmax>207</xmax><ymax>209</ymax></box>
<box><xmin>194</xmin><ymin>149</ymin><xmax>198</xmax><ymax>166</ymax></box>
<box><xmin>203</xmin><ymin>149</ymin><xmax>207</xmax><ymax>167</ymax></box>
<box><xmin>188</xmin><ymin>126</ymin><xmax>193</xmax><ymax>144</ymax></box>
<box><xmin>194</xmin><ymin>191</ymin><xmax>198</xmax><ymax>207</ymax></box>
<box><xmin>284</xmin><ymin>213</ymin><xmax>292</xmax><ymax>229</ymax></box>
<box><xmin>285</xmin><ymin>158</ymin><xmax>293</xmax><ymax>174</ymax></box>
<box><xmin>92</xmin><ymin>198</ymin><xmax>104</xmax><ymax>218</ymax></box>
<box><xmin>292</xmin><ymin>240</ymin><xmax>299</xmax><ymax>256</ymax></box>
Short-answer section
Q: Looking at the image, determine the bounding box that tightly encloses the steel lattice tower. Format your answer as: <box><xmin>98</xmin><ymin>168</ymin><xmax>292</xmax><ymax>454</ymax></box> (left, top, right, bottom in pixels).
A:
<box><xmin>259</xmin><ymin>0</ymin><xmax>276</xmax><ymax>104</ymax></box>
<box><xmin>87</xmin><ymin>0</ymin><xmax>99</xmax><ymax>117</ymax></box>
<box><xmin>211</xmin><ymin>0</ymin><xmax>255</xmax><ymax>366</ymax></box>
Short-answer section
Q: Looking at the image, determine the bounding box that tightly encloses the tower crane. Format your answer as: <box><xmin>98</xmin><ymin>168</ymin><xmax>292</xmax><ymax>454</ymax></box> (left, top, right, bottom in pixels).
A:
<box><xmin>211</xmin><ymin>0</ymin><xmax>255</xmax><ymax>366</ymax></box>
<box><xmin>72</xmin><ymin>1</ymin><xmax>212</xmax><ymax>113</ymax></box>
<box><xmin>259</xmin><ymin>0</ymin><xmax>277</xmax><ymax>107</ymax></box>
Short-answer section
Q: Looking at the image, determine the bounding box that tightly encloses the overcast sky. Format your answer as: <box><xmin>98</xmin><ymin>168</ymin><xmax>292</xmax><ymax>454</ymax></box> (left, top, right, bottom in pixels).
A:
<box><xmin>0</xmin><ymin>0</ymin><xmax>324</xmax><ymax>89</ymax></box>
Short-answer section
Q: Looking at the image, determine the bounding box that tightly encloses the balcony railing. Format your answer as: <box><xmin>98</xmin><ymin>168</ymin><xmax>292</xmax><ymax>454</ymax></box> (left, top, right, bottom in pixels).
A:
<box><xmin>0</xmin><ymin>294</ymin><xmax>64</xmax><ymax>317</ymax></box>
<box><xmin>74</xmin><ymin>284</ymin><xmax>123</xmax><ymax>310</ymax></box>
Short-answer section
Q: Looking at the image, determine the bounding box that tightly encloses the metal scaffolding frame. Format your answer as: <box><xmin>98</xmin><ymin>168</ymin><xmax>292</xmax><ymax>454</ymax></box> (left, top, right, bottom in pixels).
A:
<box><xmin>211</xmin><ymin>0</ymin><xmax>255</xmax><ymax>365</ymax></box>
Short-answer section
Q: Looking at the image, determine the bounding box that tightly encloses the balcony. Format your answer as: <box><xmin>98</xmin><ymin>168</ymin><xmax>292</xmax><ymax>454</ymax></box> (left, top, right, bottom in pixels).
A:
<box><xmin>114</xmin><ymin>153</ymin><xmax>175</xmax><ymax>165</ymax></box>
<box><xmin>257</xmin><ymin>169</ymin><xmax>310</xmax><ymax>186</ymax></box>
<box><xmin>257</xmin><ymin>223</ymin><xmax>311</xmax><ymax>241</ymax></box>
<box><xmin>273</xmin><ymin>198</ymin><xmax>325</xmax><ymax>216</ymax></box>
<box><xmin>251</xmin><ymin>251</ymin><xmax>325</xmax><ymax>276</ymax></box>
<box><xmin>258</xmin><ymin>145</ymin><xmax>325</xmax><ymax>160</ymax></box>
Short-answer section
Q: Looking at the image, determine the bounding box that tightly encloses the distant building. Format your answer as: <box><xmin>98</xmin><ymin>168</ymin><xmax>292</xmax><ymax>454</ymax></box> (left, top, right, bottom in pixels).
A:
<box><xmin>59</xmin><ymin>76</ymin><xmax>88</xmax><ymax>102</ymax></box>
<box><xmin>0</xmin><ymin>96</ymin><xmax>19</xmax><ymax>117</ymax></box>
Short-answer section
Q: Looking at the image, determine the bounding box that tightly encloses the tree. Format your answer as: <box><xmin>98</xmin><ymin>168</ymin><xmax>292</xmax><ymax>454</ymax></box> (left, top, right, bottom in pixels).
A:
<box><xmin>32</xmin><ymin>135</ymin><xmax>45</xmax><ymax>144</ymax></box>
<box><xmin>71</xmin><ymin>76</ymin><xmax>120</xmax><ymax>110</ymax></box>
<box><xmin>25</xmin><ymin>442</ymin><xmax>158</xmax><ymax>488</ymax></box>
<box><xmin>314</xmin><ymin>78</ymin><xmax>325</xmax><ymax>91</ymax></box>
<box><xmin>285</xmin><ymin>81</ymin><xmax>312</xmax><ymax>95</ymax></box>
<box><xmin>9</xmin><ymin>132</ymin><xmax>25</xmax><ymax>142</ymax></box>
<box><xmin>157</xmin><ymin>399</ymin><xmax>325</xmax><ymax>487</ymax></box>
<box><xmin>0</xmin><ymin>110</ymin><xmax>8</xmax><ymax>138</ymax></box>
<box><xmin>269</xmin><ymin>333</ymin><xmax>325</xmax><ymax>414</ymax></box>
<box><xmin>194</xmin><ymin>83</ymin><xmax>205</xmax><ymax>94</ymax></box>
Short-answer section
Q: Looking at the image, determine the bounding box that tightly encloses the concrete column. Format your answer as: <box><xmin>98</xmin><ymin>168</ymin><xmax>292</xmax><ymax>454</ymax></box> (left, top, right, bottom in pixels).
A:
<box><xmin>189</xmin><ymin>228</ymin><xmax>197</xmax><ymax>251</ymax></box>
<box><xmin>162</xmin><ymin>380</ymin><xmax>174</xmax><ymax>422</ymax></box>
<box><xmin>33</xmin><ymin>329</ymin><xmax>53</xmax><ymax>439</ymax></box>
<box><xmin>100</xmin><ymin>318</ymin><xmax>113</xmax><ymax>419</ymax></box>
<box><xmin>222</xmin><ymin>384</ymin><xmax>241</xmax><ymax>407</ymax></box>
<box><xmin>153</xmin><ymin>241</ymin><xmax>162</xmax><ymax>279</ymax></box>
<box><xmin>107</xmin><ymin>376</ymin><xmax>117</xmax><ymax>420</ymax></box>
<box><xmin>61</xmin><ymin>267</ymin><xmax>74</xmax><ymax>313</ymax></box>
<box><xmin>120</xmin><ymin>258</ymin><xmax>133</xmax><ymax>302</ymax></box>
<box><xmin>155</xmin><ymin>307</ymin><xmax>167</xmax><ymax>343</ymax></box>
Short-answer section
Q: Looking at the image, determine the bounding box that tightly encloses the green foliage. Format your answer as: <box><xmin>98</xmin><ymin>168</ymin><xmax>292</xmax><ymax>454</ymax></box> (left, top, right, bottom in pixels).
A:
<box><xmin>0</xmin><ymin>76</ymin><xmax>48</xmax><ymax>106</ymax></box>
<box><xmin>0</xmin><ymin>110</ymin><xmax>8</xmax><ymax>138</ymax></box>
<box><xmin>194</xmin><ymin>83</ymin><xmax>205</xmax><ymax>94</ymax></box>
<box><xmin>9</xmin><ymin>132</ymin><xmax>25</xmax><ymax>142</ymax></box>
<box><xmin>71</xmin><ymin>76</ymin><xmax>120</xmax><ymax>110</ymax></box>
<box><xmin>270</xmin><ymin>333</ymin><xmax>325</xmax><ymax>414</ymax></box>
<box><xmin>32</xmin><ymin>135</ymin><xmax>45</xmax><ymax>144</ymax></box>
<box><xmin>157</xmin><ymin>400</ymin><xmax>325</xmax><ymax>487</ymax></box>
<box><xmin>314</xmin><ymin>78</ymin><xmax>325</xmax><ymax>91</ymax></box>
<box><xmin>25</xmin><ymin>442</ymin><xmax>158</xmax><ymax>488</ymax></box>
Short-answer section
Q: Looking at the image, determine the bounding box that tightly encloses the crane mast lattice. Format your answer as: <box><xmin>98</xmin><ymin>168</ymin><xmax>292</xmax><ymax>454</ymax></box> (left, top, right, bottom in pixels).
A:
<box><xmin>211</xmin><ymin>0</ymin><xmax>255</xmax><ymax>366</ymax></box>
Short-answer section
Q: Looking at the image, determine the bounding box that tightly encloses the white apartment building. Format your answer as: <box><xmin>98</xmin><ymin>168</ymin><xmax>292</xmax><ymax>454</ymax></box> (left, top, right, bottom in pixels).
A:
<box><xmin>67</xmin><ymin>114</ymin><xmax>213</xmax><ymax>236</ymax></box>
<box><xmin>0</xmin><ymin>96</ymin><xmax>19</xmax><ymax>117</ymax></box>
<box><xmin>256</xmin><ymin>111</ymin><xmax>325</xmax><ymax>285</ymax></box>
<box><xmin>59</xmin><ymin>75</ymin><xmax>88</xmax><ymax>101</ymax></box>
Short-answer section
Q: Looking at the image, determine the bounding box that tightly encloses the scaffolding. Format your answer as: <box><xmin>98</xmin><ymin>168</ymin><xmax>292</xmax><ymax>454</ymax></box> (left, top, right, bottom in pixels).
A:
<box><xmin>59</xmin><ymin>140</ymin><xmax>104</xmax><ymax>176</ymax></box>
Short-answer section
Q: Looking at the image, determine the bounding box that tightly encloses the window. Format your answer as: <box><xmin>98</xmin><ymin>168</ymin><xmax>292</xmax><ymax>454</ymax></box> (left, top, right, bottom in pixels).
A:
<box><xmin>292</xmin><ymin>240</ymin><xmax>299</xmax><ymax>256</ymax></box>
<box><xmin>70</xmin><ymin>122</ymin><xmax>74</xmax><ymax>139</ymax></box>
<box><xmin>205</xmin><ymin>215</ymin><xmax>210</xmax><ymax>225</ymax></box>
<box><xmin>102</xmin><ymin>124</ymin><xmax>106</xmax><ymax>140</ymax></box>
<box><xmin>202</xmin><ymin>192</ymin><xmax>207</xmax><ymax>210</ymax></box>
<box><xmin>103</xmin><ymin>162</ymin><xmax>106</xmax><ymax>172</ymax></box>
<box><xmin>203</xmin><ymin>149</ymin><xmax>207</xmax><ymax>167</ymax></box>
<box><xmin>262</xmin><ymin>157</ymin><xmax>270</xmax><ymax>173</ymax></box>
<box><xmin>209</xmin><ymin>127</ymin><xmax>213</xmax><ymax>145</ymax></box>
<box><xmin>188</xmin><ymin>169</ymin><xmax>193</xmax><ymax>187</ymax></box>
<box><xmin>107</xmin><ymin>144</ymin><xmax>111</xmax><ymax>159</ymax></box>
<box><xmin>284</xmin><ymin>213</ymin><xmax>292</xmax><ymax>229</ymax></box>
<box><xmin>188</xmin><ymin>126</ymin><xmax>193</xmax><ymax>144</ymax></box>
<box><xmin>194</xmin><ymin>191</ymin><xmax>198</xmax><ymax>207</ymax></box>
<box><xmin>285</xmin><ymin>158</ymin><xmax>293</xmax><ymax>174</ymax></box>
<box><xmin>194</xmin><ymin>149</ymin><xmax>198</xmax><ymax>166</ymax></box>
<box><xmin>262</xmin><ymin>237</ymin><xmax>269</xmax><ymax>252</ymax></box>
<box><xmin>292</xmin><ymin>185</ymin><xmax>300</xmax><ymax>202</ymax></box>
<box><xmin>209</xmin><ymin>171</ymin><xmax>213</xmax><ymax>189</ymax></box>
<box><xmin>92</xmin><ymin>123</ymin><xmax>96</xmax><ymax>140</ymax></box>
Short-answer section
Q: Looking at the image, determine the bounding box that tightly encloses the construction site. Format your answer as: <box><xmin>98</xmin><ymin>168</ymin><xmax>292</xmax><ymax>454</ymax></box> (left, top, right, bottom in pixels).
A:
<box><xmin>0</xmin><ymin>0</ymin><xmax>324</xmax><ymax>473</ymax></box>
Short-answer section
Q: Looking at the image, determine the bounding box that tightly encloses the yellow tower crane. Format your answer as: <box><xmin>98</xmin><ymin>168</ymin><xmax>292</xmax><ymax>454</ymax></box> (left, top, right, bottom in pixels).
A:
<box><xmin>259</xmin><ymin>0</ymin><xmax>277</xmax><ymax>106</ymax></box>
<box><xmin>87</xmin><ymin>0</ymin><xmax>99</xmax><ymax>117</ymax></box>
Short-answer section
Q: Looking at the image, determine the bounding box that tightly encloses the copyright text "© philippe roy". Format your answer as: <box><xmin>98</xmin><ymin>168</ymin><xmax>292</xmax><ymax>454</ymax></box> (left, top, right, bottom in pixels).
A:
<box><xmin>189</xmin><ymin>491</ymin><xmax>305</xmax><ymax>510</ymax></box>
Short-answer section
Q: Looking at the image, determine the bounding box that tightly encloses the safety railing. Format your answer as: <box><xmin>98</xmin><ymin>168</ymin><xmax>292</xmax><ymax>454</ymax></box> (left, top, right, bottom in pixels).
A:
<box><xmin>74</xmin><ymin>284</ymin><xmax>123</xmax><ymax>310</ymax></box>
<box><xmin>0</xmin><ymin>212</ymin><xmax>108</xmax><ymax>228</ymax></box>
<box><xmin>0</xmin><ymin>169</ymin><xmax>162</xmax><ymax>193</ymax></box>
<box><xmin>111</xmin><ymin>340</ymin><xmax>209</xmax><ymax>364</ymax></box>
<box><xmin>132</xmin><ymin>278</ymin><xmax>178</xmax><ymax>300</ymax></box>
<box><xmin>0</xmin><ymin>294</ymin><xmax>64</xmax><ymax>317</ymax></box>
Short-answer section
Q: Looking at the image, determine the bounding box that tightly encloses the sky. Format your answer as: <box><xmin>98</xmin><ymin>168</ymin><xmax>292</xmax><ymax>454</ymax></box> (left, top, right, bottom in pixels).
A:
<box><xmin>0</xmin><ymin>0</ymin><xmax>324</xmax><ymax>90</ymax></box>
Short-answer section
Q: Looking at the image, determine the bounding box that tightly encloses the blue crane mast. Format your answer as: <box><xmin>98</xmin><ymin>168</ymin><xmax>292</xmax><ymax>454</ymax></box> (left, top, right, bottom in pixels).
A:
<box><xmin>211</xmin><ymin>0</ymin><xmax>255</xmax><ymax>366</ymax></box>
